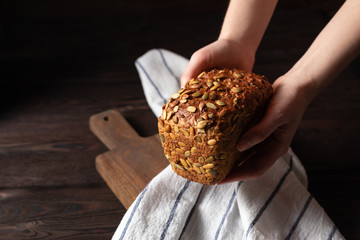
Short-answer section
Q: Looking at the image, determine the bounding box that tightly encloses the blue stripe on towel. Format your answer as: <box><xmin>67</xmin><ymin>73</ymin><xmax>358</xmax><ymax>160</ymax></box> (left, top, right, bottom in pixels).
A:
<box><xmin>327</xmin><ymin>225</ymin><xmax>337</xmax><ymax>240</ymax></box>
<box><xmin>135</xmin><ymin>60</ymin><xmax>167</xmax><ymax>105</ymax></box>
<box><xmin>246</xmin><ymin>157</ymin><xmax>293</xmax><ymax>238</ymax></box>
<box><xmin>160</xmin><ymin>180</ymin><xmax>191</xmax><ymax>240</ymax></box>
<box><xmin>119</xmin><ymin>184</ymin><xmax>150</xmax><ymax>240</ymax></box>
<box><xmin>285</xmin><ymin>195</ymin><xmax>313</xmax><ymax>240</ymax></box>
<box><xmin>157</xmin><ymin>49</ymin><xmax>181</xmax><ymax>89</ymax></box>
<box><xmin>214</xmin><ymin>181</ymin><xmax>243</xmax><ymax>240</ymax></box>
<box><xmin>179</xmin><ymin>185</ymin><xmax>205</xmax><ymax>239</ymax></box>
<box><xmin>237</xmin><ymin>181</ymin><xmax>243</xmax><ymax>191</ymax></box>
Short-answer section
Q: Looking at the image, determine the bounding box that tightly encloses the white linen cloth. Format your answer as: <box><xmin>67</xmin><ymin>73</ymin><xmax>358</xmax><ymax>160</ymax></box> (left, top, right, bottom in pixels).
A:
<box><xmin>112</xmin><ymin>49</ymin><xmax>344</xmax><ymax>240</ymax></box>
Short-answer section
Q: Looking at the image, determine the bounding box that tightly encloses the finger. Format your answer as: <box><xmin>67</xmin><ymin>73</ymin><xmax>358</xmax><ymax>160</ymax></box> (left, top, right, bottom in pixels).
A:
<box><xmin>237</xmin><ymin>108</ymin><xmax>279</xmax><ymax>152</ymax></box>
<box><xmin>180</xmin><ymin>50</ymin><xmax>213</xmax><ymax>87</ymax></box>
<box><xmin>221</xmin><ymin>133</ymin><xmax>287</xmax><ymax>183</ymax></box>
<box><xmin>218</xmin><ymin>150</ymin><xmax>255</xmax><ymax>184</ymax></box>
<box><xmin>224</xmin><ymin>151</ymin><xmax>276</xmax><ymax>182</ymax></box>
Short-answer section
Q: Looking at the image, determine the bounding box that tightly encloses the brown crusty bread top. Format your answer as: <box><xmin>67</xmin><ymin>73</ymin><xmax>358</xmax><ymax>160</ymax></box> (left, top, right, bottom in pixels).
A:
<box><xmin>158</xmin><ymin>68</ymin><xmax>273</xmax><ymax>185</ymax></box>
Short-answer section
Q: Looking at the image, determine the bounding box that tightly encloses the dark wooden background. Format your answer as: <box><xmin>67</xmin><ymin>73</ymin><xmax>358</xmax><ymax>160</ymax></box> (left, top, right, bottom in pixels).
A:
<box><xmin>0</xmin><ymin>0</ymin><xmax>359</xmax><ymax>239</ymax></box>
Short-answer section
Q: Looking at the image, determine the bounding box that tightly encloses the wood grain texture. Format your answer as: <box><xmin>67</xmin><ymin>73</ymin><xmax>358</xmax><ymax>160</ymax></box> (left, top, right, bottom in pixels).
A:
<box><xmin>0</xmin><ymin>185</ymin><xmax>125</xmax><ymax>240</ymax></box>
<box><xmin>0</xmin><ymin>0</ymin><xmax>359</xmax><ymax>239</ymax></box>
<box><xmin>90</xmin><ymin>110</ymin><xmax>168</xmax><ymax>209</ymax></box>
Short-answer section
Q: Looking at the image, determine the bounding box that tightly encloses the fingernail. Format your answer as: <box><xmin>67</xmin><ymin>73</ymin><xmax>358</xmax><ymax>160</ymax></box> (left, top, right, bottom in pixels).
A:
<box><xmin>237</xmin><ymin>141</ymin><xmax>250</xmax><ymax>152</ymax></box>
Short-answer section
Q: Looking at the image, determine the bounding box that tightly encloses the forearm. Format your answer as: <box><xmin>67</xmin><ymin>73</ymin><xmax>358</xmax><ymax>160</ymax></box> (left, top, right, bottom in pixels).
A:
<box><xmin>219</xmin><ymin>0</ymin><xmax>278</xmax><ymax>54</ymax></box>
<box><xmin>285</xmin><ymin>0</ymin><xmax>360</xmax><ymax>102</ymax></box>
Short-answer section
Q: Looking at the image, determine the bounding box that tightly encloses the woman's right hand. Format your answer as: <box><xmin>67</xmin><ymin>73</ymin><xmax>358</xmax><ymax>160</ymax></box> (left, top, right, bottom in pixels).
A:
<box><xmin>180</xmin><ymin>39</ymin><xmax>255</xmax><ymax>87</ymax></box>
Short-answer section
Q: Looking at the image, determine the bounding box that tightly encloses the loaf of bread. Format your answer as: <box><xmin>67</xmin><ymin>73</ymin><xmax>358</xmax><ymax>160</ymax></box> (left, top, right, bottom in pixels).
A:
<box><xmin>158</xmin><ymin>68</ymin><xmax>273</xmax><ymax>185</ymax></box>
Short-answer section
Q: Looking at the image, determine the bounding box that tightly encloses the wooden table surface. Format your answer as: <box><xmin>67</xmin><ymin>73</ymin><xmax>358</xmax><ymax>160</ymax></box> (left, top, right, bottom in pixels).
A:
<box><xmin>1</xmin><ymin>0</ymin><xmax>359</xmax><ymax>239</ymax></box>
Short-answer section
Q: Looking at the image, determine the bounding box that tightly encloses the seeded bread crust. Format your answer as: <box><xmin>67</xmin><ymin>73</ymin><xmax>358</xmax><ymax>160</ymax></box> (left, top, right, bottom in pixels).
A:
<box><xmin>158</xmin><ymin>68</ymin><xmax>273</xmax><ymax>185</ymax></box>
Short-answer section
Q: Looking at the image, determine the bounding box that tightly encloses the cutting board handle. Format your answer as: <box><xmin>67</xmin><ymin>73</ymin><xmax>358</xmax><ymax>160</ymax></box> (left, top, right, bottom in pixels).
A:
<box><xmin>90</xmin><ymin>109</ymin><xmax>168</xmax><ymax>208</ymax></box>
<box><xmin>89</xmin><ymin>109</ymin><xmax>141</xmax><ymax>151</ymax></box>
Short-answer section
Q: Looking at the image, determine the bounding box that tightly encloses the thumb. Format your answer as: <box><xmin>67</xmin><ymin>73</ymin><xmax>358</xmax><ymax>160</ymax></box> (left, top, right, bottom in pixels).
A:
<box><xmin>237</xmin><ymin>112</ymin><xmax>279</xmax><ymax>152</ymax></box>
<box><xmin>180</xmin><ymin>50</ymin><xmax>213</xmax><ymax>87</ymax></box>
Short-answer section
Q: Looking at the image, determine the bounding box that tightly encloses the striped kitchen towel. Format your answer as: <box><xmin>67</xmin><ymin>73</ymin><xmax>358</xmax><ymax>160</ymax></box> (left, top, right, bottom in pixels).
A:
<box><xmin>112</xmin><ymin>49</ymin><xmax>344</xmax><ymax>240</ymax></box>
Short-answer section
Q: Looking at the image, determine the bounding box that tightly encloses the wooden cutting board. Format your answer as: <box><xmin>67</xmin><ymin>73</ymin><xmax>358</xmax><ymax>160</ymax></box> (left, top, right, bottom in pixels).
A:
<box><xmin>89</xmin><ymin>109</ymin><xmax>168</xmax><ymax>209</ymax></box>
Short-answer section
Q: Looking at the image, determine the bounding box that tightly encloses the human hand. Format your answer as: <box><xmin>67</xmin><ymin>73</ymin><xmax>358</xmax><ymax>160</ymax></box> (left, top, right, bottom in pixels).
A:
<box><xmin>221</xmin><ymin>75</ymin><xmax>313</xmax><ymax>183</ymax></box>
<box><xmin>180</xmin><ymin>39</ymin><xmax>255</xmax><ymax>87</ymax></box>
